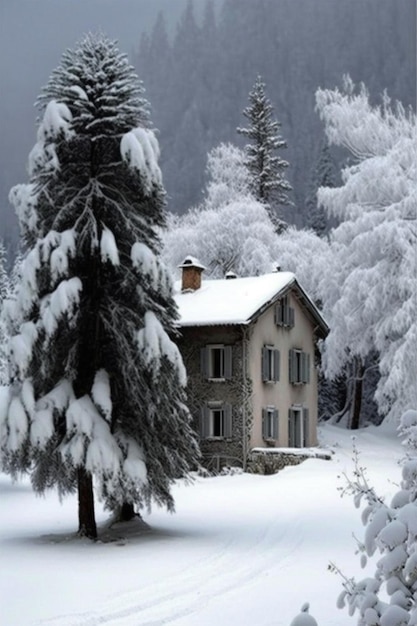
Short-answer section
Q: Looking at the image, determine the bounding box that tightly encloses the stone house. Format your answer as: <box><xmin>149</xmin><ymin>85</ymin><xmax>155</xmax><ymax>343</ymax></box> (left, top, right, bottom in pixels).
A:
<box><xmin>174</xmin><ymin>257</ymin><xmax>329</xmax><ymax>471</ymax></box>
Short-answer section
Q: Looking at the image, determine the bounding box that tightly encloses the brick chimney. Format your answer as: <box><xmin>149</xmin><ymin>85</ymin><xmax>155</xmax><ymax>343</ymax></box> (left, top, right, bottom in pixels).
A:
<box><xmin>178</xmin><ymin>256</ymin><xmax>206</xmax><ymax>292</ymax></box>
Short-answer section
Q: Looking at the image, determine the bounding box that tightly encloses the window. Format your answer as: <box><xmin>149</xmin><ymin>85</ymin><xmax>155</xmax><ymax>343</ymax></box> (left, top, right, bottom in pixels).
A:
<box><xmin>200</xmin><ymin>403</ymin><xmax>232</xmax><ymax>439</ymax></box>
<box><xmin>262</xmin><ymin>346</ymin><xmax>280</xmax><ymax>382</ymax></box>
<box><xmin>275</xmin><ymin>296</ymin><xmax>295</xmax><ymax>328</ymax></box>
<box><xmin>289</xmin><ymin>349</ymin><xmax>310</xmax><ymax>384</ymax></box>
<box><xmin>288</xmin><ymin>407</ymin><xmax>309</xmax><ymax>447</ymax></box>
<box><xmin>201</xmin><ymin>345</ymin><xmax>232</xmax><ymax>380</ymax></box>
<box><xmin>262</xmin><ymin>407</ymin><xmax>279</xmax><ymax>440</ymax></box>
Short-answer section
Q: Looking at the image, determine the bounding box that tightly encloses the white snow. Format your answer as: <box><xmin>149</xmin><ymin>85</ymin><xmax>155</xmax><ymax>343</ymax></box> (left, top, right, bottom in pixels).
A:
<box><xmin>41</xmin><ymin>277</ymin><xmax>82</xmax><ymax>336</ymax></box>
<box><xmin>120</xmin><ymin>127</ymin><xmax>162</xmax><ymax>193</ymax></box>
<box><xmin>175</xmin><ymin>271</ymin><xmax>295</xmax><ymax>326</ymax></box>
<box><xmin>100</xmin><ymin>226</ymin><xmax>120</xmax><ymax>266</ymax></box>
<box><xmin>91</xmin><ymin>369</ymin><xmax>112</xmax><ymax>422</ymax></box>
<box><xmin>0</xmin><ymin>423</ymin><xmax>405</xmax><ymax>626</ymax></box>
<box><xmin>137</xmin><ymin>311</ymin><xmax>187</xmax><ymax>386</ymax></box>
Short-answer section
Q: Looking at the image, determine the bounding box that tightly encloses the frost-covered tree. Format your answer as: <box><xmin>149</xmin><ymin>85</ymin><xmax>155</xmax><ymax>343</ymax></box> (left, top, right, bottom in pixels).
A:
<box><xmin>163</xmin><ymin>198</ymin><xmax>278</xmax><ymax>279</ymax></box>
<box><xmin>203</xmin><ymin>142</ymin><xmax>251</xmax><ymax>210</ymax></box>
<box><xmin>0</xmin><ymin>35</ymin><xmax>199</xmax><ymax>539</ymax></box>
<box><xmin>306</xmin><ymin>140</ymin><xmax>336</xmax><ymax>237</ymax></box>
<box><xmin>332</xmin><ymin>409</ymin><xmax>417</xmax><ymax>625</ymax></box>
<box><xmin>237</xmin><ymin>75</ymin><xmax>292</xmax><ymax>231</ymax></box>
<box><xmin>162</xmin><ymin>141</ymin><xmax>279</xmax><ymax>278</ymax></box>
<box><xmin>316</xmin><ymin>78</ymin><xmax>417</xmax><ymax>425</ymax></box>
<box><xmin>0</xmin><ymin>241</ymin><xmax>10</xmax><ymax>385</ymax></box>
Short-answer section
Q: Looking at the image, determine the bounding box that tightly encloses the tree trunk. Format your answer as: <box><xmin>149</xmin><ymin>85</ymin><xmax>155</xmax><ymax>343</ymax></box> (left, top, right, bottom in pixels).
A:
<box><xmin>77</xmin><ymin>467</ymin><xmax>97</xmax><ymax>539</ymax></box>
<box><xmin>350</xmin><ymin>358</ymin><xmax>365</xmax><ymax>430</ymax></box>
<box><xmin>119</xmin><ymin>502</ymin><xmax>137</xmax><ymax>521</ymax></box>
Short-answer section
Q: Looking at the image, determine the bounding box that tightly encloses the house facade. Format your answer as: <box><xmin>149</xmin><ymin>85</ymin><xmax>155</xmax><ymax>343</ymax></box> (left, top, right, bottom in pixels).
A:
<box><xmin>174</xmin><ymin>257</ymin><xmax>329</xmax><ymax>471</ymax></box>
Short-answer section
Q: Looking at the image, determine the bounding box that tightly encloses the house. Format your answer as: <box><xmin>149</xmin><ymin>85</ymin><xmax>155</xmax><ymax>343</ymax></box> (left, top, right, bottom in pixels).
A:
<box><xmin>174</xmin><ymin>257</ymin><xmax>329</xmax><ymax>471</ymax></box>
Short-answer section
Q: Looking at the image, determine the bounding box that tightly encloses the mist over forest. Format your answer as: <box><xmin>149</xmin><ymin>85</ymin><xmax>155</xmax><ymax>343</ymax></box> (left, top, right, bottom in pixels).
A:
<box><xmin>0</xmin><ymin>0</ymin><xmax>415</xmax><ymax>257</ymax></box>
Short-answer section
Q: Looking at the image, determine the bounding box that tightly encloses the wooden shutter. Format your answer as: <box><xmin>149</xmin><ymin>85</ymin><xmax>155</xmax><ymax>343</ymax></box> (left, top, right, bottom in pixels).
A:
<box><xmin>302</xmin><ymin>407</ymin><xmax>309</xmax><ymax>446</ymax></box>
<box><xmin>288</xmin><ymin>409</ymin><xmax>295</xmax><ymax>447</ymax></box>
<box><xmin>272</xmin><ymin>409</ymin><xmax>279</xmax><ymax>440</ymax></box>
<box><xmin>262</xmin><ymin>347</ymin><xmax>269</xmax><ymax>382</ymax></box>
<box><xmin>224</xmin><ymin>346</ymin><xmax>232</xmax><ymax>380</ymax></box>
<box><xmin>302</xmin><ymin>352</ymin><xmax>311</xmax><ymax>384</ymax></box>
<box><xmin>262</xmin><ymin>408</ymin><xmax>267</xmax><ymax>439</ymax></box>
<box><xmin>289</xmin><ymin>349</ymin><xmax>296</xmax><ymax>383</ymax></box>
<box><xmin>274</xmin><ymin>302</ymin><xmax>283</xmax><ymax>326</ymax></box>
<box><xmin>200</xmin><ymin>405</ymin><xmax>210</xmax><ymax>438</ymax></box>
<box><xmin>273</xmin><ymin>349</ymin><xmax>280</xmax><ymax>381</ymax></box>
<box><xmin>223</xmin><ymin>404</ymin><xmax>232</xmax><ymax>438</ymax></box>
<box><xmin>288</xmin><ymin>307</ymin><xmax>295</xmax><ymax>328</ymax></box>
<box><xmin>200</xmin><ymin>347</ymin><xmax>209</xmax><ymax>379</ymax></box>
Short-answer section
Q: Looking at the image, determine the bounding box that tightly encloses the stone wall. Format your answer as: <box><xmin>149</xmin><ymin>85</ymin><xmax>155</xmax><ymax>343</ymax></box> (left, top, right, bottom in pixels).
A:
<box><xmin>246</xmin><ymin>449</ymin><xmax>332</xmax><ymax>475</ymax></box>
<box><xmin>178</xmin><ymin>325</ymin><xmax>252</xmax><ymax>470</ymax></box>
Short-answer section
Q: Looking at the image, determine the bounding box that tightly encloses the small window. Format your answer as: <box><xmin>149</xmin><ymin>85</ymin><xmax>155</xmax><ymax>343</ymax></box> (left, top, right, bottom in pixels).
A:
<box><xmin>289</xmin><ymin>349</ymin><xmax>310</xmax><ymax>384</ymax></box>
<box><xmin>262</xmin><ymin>346</ymin><xmax>280</xmax><ymax>382</ymax></box>
<box><xmin>262</xmin><ymin>407</ymin><xmax>279</xmax><ymax>440</ymax></box>
<box><xmin>201</xmin><ymin>345</ymin><xmax>232</xmax><ymax>380</ymax></box>
<box><xmin>275</xmin><ymin>295</ymin><xmax>295</xmax><ymax>328</ymax></box>
<box><xmin>200</xmin><ymin>403</ymin><xmax>232</xmax><ymax>439</ymax></box>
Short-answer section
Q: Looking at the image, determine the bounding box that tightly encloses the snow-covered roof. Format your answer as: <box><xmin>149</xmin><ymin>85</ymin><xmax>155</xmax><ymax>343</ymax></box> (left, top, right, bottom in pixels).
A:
<box><xmin>175</xmin><ymin>272</ymin><xmax>296</xmax><ymax>327</ymax></box>
<box><xmin>174</xmin><ymin>272</ymin><xmax>330</xmax><ymax>336</ymax></box>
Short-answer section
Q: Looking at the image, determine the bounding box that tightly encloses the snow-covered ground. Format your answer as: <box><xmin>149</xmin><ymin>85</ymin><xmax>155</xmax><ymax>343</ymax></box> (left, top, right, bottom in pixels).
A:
<box><xmin>0</xmin><ymin>422</ymin><xmax>403</xmax><ymax>626</ymax></box>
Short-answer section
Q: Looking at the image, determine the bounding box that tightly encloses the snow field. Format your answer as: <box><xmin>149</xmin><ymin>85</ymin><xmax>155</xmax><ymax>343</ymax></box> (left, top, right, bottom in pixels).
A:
<box><xmin>0</xmin><ymin>423</ymin><xmax>403</xmax><ymax>626</ymax></box>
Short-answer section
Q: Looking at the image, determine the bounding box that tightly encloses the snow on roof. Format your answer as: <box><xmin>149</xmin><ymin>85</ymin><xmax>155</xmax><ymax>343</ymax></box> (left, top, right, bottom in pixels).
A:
<box><xmin>174</xmin><ymin>272</ymin><xmax>295</xmax><ymax>326</ymax></box>
<box><xmin>178</xmin><ymin>256</ymin><xmax>206</xmax><ymax>270</ymax></box>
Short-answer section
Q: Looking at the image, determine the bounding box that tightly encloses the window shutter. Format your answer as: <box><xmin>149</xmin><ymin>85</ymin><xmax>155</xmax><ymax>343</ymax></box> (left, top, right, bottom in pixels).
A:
<box><xmin>275</xmin><ymin>302</ymin><xmax>283</xmax><ymax>326</ymax></box>
<box><xmin>288</xmin><ymin>307</ymin><xmax>295</xmax><ymax>328</ymax></box>
<box><xmin>289</xmin><ymin>349</ymin><xmax>296</xmax><ymax>383</ymax></box>
<box><xmin>302</xmin><ymin>407</ymin><xmax>309</xmax><ymax>446</ymax></box>
<box><xmin>224</xmin><ymin>404</ymin><xmax>232</xmax><ymax>438</ymax></box>
<box><xmin>200</xmin><ymin>405</ymin><xmax>210</xmax><ymax>439</ymax></box>
<box><xmin>200</xmin><ymin>347</ymin><xmax>209</xmax><ymax>379</ymax></box>
<box><xmin>301</xmin><ymin>352</ymin><xmax>310</xmax><ymax>384</ymax></box>
<box><xmin>262</xmin><ymin>347</ymin><xmax>269</xmax><ymax>382</ymax></box>
<box><xmin>273</xmin><ymin>349</ymin><xmax>280</xmax><ymax>381</ymax></box>
<box><xmin>283</xmin><ymin>303</ymin><xmax>289</xmax><ymax>326</ymax></box>
<box><xmin>224</xmin><ymin>346</ymin><xmax>232</xmax><ymax>380</ymax></box>
<box><xmin>288</xmin><ymin>409</ymin><xmax>295</xmax><ymax>447</ymax></box>
<box><xmin>272</xmin><ymin>409</ymin><xmax>279</xmax><ymax>440</ymax></box>
<box><xmin>262</xmin><ymin>408</ymin><xmax>268</xmax><ymax>439</ymax></box>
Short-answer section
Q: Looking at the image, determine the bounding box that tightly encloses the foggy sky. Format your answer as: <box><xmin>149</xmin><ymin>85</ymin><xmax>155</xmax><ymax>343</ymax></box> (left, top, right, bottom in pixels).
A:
<box><xmin>0</xmin><ymin>0</ymin><xmax>193</xmax><ymax>245</ymax></box>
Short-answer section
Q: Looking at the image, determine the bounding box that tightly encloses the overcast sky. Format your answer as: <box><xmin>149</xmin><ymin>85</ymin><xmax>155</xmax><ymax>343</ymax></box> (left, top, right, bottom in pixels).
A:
<box><xmin>0</xmin><ymin>0</ymin><xmax>196</xmax><ymax>242</ymax></box>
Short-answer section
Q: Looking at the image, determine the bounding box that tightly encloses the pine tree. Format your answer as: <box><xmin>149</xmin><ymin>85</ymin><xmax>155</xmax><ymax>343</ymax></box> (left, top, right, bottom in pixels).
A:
<box><xmin>306</xmin><ymin>140</ymin><xmax>336</xmax><ymax>237</ymax></box>
<box><xmin>0</xmin><ymin>34</ymin><xmax>199</xmax><ymax>539</ymax></box>
<box><xmin>237</xmin><ymin>75</ymin><xmax>292</xmax><ymax>231</ymax></box>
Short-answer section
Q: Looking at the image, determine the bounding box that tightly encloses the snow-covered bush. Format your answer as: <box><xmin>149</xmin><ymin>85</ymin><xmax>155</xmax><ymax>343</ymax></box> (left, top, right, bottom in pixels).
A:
<box><xmin>290</xmin><ymin>603</ymin><xmax>319</xmax><ymax>626</ymax></box>
<box><xmin>333</xmin><ymin>409</ymin><xmax>417</xmax><ymax>625</ymax></box>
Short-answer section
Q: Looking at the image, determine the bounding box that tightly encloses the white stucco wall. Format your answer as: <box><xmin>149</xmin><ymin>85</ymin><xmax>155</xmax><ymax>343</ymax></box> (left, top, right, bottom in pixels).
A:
<box><xmin>248</xmin><ymin>290</ymin><xmax>318</xmax><ymax>448</ymax></box>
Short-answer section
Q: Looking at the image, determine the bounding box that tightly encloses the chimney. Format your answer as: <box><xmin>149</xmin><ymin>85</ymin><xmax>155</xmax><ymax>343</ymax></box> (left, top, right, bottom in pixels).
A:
<box><xmin>178</xmin><ymin>256</ymin><xmax>206</xmax><ymax>292</ymax></box>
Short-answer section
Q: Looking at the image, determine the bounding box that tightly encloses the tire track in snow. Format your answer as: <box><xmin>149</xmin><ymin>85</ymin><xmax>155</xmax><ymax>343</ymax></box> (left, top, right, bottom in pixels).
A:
<box><xmin>34</xmin><ymin>512</ymin><xmax>303</xmax><ymax>626</ymax></box>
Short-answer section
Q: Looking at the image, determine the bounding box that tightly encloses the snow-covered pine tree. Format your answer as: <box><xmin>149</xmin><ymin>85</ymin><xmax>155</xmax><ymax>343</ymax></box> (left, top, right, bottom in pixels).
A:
<box><xmin>306</xmin><ymin>140</ymin><xmax>336</xmax><ymax>237</ymax></box>
<box><xmin>237</xmin><ymin>75</ymin><xmax>292</xmax><ymax>232</ymax></box>
<box><xmin>333</xmin><ymin>409</ymin><xmax>417</xmax><ymax>625</ymax></box>
<box><xmin>0</xmin><ymin>34</ymin><xmax>199</xmax><ymax>539</ymax></box>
